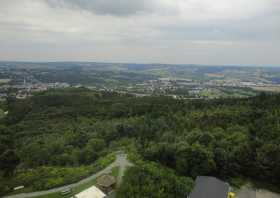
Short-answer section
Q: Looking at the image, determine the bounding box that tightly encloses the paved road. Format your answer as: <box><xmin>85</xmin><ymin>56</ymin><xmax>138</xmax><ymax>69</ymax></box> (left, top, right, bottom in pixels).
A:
<box><xmin>257</xmin><ymin>190</ymin><xmax>280</xmax><ymax>198</ymax></box>
<box><xmin>116</xmin><ymin>153</ymin><xmax>133</xmax><ymax>186</ymax></box>
<box><xmin>235</xmin><ymin>186</ymin><xmax>256</xmax><ymax>198</ymax></box>
<box><xmin>236</xmin><ymin>186</ymin><xmax>280</xmax><ymax>198</ymax></box>
<box><xmin>4</xmin><ymin>152</ymin><xmax>133</xmax><ymax>198</ymax></box>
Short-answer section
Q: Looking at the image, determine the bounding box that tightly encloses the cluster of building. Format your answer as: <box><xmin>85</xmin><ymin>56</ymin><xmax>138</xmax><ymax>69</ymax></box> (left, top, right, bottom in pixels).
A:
<box><xmin>64</xmin><ymin>175</ymin><xmax>235</xmax><ymax>198</ymax></box>
<box><xmin>133</xmin><ymin>78</ymin><xmax>198</xmax><ymax>94</ymax></box>
<box><xmin>205</xmin><ymin>78</ymin><xmax>279</xmax><ymax>88</ymax></box>
<box><xmin>0</xmin><ymin>80</ymin><xmax>70</xmax><ymax>100</ymax></box>
<box><xmin>15</xmin><ymin>82</ymin><xmax>70</xmax><ymax>99</ymax></box>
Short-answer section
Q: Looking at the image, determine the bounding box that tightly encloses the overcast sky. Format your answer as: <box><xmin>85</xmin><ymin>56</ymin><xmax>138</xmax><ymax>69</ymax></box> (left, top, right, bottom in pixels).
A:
<box><xmin>0</xmin><ymin>0</ymin><xmax>279</xmax><ymax>66</ymax></box>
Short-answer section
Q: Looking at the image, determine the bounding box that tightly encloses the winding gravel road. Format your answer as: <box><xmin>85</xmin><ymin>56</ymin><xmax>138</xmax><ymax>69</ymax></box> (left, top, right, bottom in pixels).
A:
<box><xmin>4</xmin><ymin>151</ymin><xmax>133</xmax><ymax>198</ymax></box>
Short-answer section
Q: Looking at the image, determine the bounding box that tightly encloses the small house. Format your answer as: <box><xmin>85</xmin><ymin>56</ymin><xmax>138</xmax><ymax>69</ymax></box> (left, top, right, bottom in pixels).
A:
<box><xmin>96</xmin><ymin>174</ymin><xmax>116</xmax><ymax>194</ymax></box>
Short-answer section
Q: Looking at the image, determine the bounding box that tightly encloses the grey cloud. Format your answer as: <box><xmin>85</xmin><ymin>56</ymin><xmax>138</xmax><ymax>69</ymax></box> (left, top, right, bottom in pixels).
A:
<box><xmin>46</xmin><ymin>0</ymin><xmax>156</xmax><ymax>16</ymax></box>
<box><xmin>157</xmin><ymin>12</ymin><xmax>280</xmax><ymax>42</ymax></box>
<box><xmin>0</xmin><ymin>0</ymin><xmax>280</xmax><ymax>66</ymax></box>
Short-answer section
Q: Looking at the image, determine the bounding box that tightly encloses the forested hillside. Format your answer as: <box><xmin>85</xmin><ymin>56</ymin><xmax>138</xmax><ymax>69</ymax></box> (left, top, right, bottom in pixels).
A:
<box><xmin>0</xmin><ymin>88</ymin><xmax>280</xmax><ymax>197</ymax></box>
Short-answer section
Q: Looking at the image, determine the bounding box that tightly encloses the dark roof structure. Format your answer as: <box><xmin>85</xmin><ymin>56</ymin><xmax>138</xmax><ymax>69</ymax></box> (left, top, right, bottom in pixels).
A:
<box><xmin>189</xmin><ymin>176</ymin><xmax>229</xmax><ymax>198</ymax></box>
<box><xmin>96</xmin><ymin>174</ymin><xmax>116</xmax><ymax>188</ymax></box>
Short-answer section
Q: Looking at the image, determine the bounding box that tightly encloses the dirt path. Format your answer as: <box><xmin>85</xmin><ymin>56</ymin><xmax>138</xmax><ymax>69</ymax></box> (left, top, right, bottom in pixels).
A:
<box><xmin>4</xmin><ymin>151</ymin><xmax>132</xmax><ymax>198</ymax></box>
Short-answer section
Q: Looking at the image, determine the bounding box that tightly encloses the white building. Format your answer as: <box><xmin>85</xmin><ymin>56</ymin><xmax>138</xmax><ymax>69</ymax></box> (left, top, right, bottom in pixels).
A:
<box><xmin>74</xmin><ymin>186</ymin><xmax>106</xmax><ymax>198</ymax></box>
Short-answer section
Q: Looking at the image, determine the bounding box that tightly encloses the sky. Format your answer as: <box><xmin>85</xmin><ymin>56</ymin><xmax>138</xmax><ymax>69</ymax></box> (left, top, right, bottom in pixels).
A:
<box><xmin>0</xmin><ymin>0</ymin><xmax>279</xmax><ymax>66</ymax></box>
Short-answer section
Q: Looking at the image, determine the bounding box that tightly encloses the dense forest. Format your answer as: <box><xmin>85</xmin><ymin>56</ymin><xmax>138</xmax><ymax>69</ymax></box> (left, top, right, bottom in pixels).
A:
<box><xmin>0</xmin><ymin>88</ymin><xmax>280</xmax><ymax>197</ymax></box>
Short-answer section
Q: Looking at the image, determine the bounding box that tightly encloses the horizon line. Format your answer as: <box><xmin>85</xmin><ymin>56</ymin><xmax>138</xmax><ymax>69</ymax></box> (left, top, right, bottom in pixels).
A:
<box><xmin>0</xmin><ymin>60</ymin><xmax>279</xmax><ymax>68</ymax></box>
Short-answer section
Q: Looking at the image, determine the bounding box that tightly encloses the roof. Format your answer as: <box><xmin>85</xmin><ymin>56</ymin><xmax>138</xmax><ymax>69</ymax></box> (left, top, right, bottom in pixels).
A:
<box><xmin>189</xmin><ymin>176</ymin><xmax>229</xmax><ymax>198</ymax></box>
<box><xmin>96</xmin><ymin>174</ymin><xmax>116</xmax><ymax>188</ymax></box>
<box><xmin>75</xmin><ymin>186</ymin><xmax>106</xmax><ymax>198</ymax></box>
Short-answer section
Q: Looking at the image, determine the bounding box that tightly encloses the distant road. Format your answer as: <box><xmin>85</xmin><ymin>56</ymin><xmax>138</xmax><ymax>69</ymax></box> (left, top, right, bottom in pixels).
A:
<box><xmin>4</xmin><ymin>151</ymin><xmax>133</xmax><ymax>198</ymax></box>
